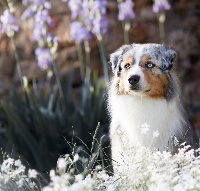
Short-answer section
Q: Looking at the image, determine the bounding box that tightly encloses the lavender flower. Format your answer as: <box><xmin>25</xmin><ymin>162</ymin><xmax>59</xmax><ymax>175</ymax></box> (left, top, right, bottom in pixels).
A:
<box><xmin>68</xmin><ymin>0</ymin><xmax>82</xmax><ymax>19</ymax></box>
<box><xmin>152</xmin><ymin>0</ymin><xmax>171</xmax><ymax>13</ymax></box>
<box><xmin>35</xmin><ymin>47</ymin><xmax>53</xmax><ymax>70</ymax></box>
<box><xmin>92</xmin><ymin>0</ymin><xmax>107</xmax><ymax>15</ymax></box>
<box><xmin>70</xmin><ymin>21</ymin><xmax>91</xmax><ymax>44</ymax></box>
<box><xmin>31</xmin><ymin>23</ymin><xmax>45</xmax><ymax>41</ymax></box>
<box><xmin>118</xmin><ymin>0</ymin><xmax>136</xmax><ymax>21</ymax></box>
<box><xmin>34</xmin><ymin>9</ymin><xmax>52</xmax><ymax>26</ymax></box>
<box><xmin>92</xmin><ymin>17</ymin><xmax>108</xmax><ymax>36</ymax></box>
<box><xmin>21</xmin><ymin>7</ymin><xmax>35</xmax><ymax>20</ymax></box>
<box><xmin>22</xmin><ymin>0</ymin><xmax>53</xmax><ymax>42</ymax></box>
<box><xmin>47</xmin><ymin>33</ymin><xmax>60</xmax><ymax>44</ymax></box>
<box><xmin>22</xmin><ymin>0</ymin><xmax>51</xmax><ymax>9</ymax></box>
<box><xmin>90</xmin><ymin>0</ymin><xmax>108</xmax><ymax>36</ymax></box>
<box><xmin>0</xmin><ymin>10</ymin><xmax>19</xmax><ymax>34</ymax></box>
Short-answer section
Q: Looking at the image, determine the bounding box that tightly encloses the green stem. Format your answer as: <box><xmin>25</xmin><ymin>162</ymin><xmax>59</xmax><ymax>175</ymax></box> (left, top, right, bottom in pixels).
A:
<box><xmin>158</xmin><ymin>12</ymin><xmax>166</xmax><ymax>43</ymax></box>
<box><xmin>11</xmin><ymin>37</ymin><xmax>24</xmax><ymax>91</ymax></box>
<box><xmin>84</xmin><ymin>40</ymin><xmax>91</xmax><ymax>84</ymax></box>
<box><xmin>10</xmin><ymin>36</ymin><xmax>33</xmax><ymax>124</ymax></box>
<box><xmin>123</xmin><ymin>20</ymin><xmax>131</xmax><ymax>44</ymax></box>
<box><xmin>97</xmin><ymin>35</ymin><xmax>108</xmax><ymax>81</ymax></box>
<box><xmin>51</xmin><ymin>54</ymin><xmax>67</xmax><ymax>114</ymax></box>
<box><xmin>46</xmin><ymin>69</ymin><xmax>53</xmax><ymax>92</ymax></box>
<box><xmin>76</xmin><ymin>43</ymin><xmax>85</xmax><ymax>82</ymax></box>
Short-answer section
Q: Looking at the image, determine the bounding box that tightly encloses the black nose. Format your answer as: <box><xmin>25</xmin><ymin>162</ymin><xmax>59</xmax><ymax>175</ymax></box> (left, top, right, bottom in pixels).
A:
<box><xmin>128</xmin><ymin>75</ymin><xmax>140</xmax><ymax>86</ymax></box>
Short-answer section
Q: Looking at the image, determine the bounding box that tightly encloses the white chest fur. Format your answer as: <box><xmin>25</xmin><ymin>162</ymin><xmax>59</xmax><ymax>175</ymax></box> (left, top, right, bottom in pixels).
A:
<box><xmin>109</xmin><ymin>93</ymin><xmax>183</xmax><ymax>151</ymax></box>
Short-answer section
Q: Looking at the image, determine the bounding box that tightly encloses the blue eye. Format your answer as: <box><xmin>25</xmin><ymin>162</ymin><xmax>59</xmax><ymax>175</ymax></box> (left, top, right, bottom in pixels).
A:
<box><xmin>125</xmin><ymin>63</ymin><xmax>131</xmax><ymax>69</ymax></box>
<box><xmin>145</xmin><ymin>62</ymin><xmax>155</xmax><ymax>69</ymax></box>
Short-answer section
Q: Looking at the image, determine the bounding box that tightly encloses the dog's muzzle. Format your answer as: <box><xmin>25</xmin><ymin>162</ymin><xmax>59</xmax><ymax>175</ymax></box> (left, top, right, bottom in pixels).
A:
<box><xmin>128</xmin><ymin>75</ymin><xmax>140</xmax><ymax>90</ymax></box>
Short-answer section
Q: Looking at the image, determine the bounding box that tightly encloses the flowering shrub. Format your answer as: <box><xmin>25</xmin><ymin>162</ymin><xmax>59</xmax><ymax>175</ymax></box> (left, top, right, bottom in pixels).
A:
<box><xmin>0</xmin><ymin>157</ymin><xmax>42</xmax><ymax>191</ymax></box>
<box><xmin>113</xmin><ymin>144</ymin><xmax>200</xmax><ymax>191</ymax></box>
<box><xmin>1</xmin><ymin>145</ymin><xmax>200</xmax><ymax>191</ymax></box>
<box><xmin>41</xmin><ymin>144</ymin><xmax>200</xmax><ymax>191</ymax></box>
<box><xmin>64</xmin><ymin>0</ymin><xmax>108</xmax><ymax>43</ymax></box>
<box><xmin>21</xmin><ymin>0</ymin><xmax>52</xmax><ymax>42</ymax></box>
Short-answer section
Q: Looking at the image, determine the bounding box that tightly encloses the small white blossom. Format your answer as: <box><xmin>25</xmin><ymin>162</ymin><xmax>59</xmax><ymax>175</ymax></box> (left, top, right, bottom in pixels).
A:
<box><xmin>174</xmin><ymin>136</ymin><xmax>179</xmax><ymax>146</ymax></box>
<box><xmin>28</xmin><ymin>169</ymin><xmax>38</xmax><ymax>178</ymax></box>
<box><xmin>153</xmin><ymin>130</ymin><xmax>159</xmax><ymax>138</ymax></box>
<box><xmin>75</xmin><ymin>174</ymin><xmax>83</xmax><ymax>182</ymax></box>
<box><xmin>43</xmin><ymin>186</ymin><xmax>53</xmax><ymax>191</ymax></box>
<box><xmin>49</xmin><ymin>170</ymin><xmax>56</xmax><ymax>178</ymax></box>
<box><xmin>16</xmin><ymin>179</ymin><xmax>24</xmax><ymax>188</ymax></box>
<box><xmin>73</xmin><ymin>154</ymin><xmax>79</xmax><ymax>162</ymax></box>
<box><xmin>14</xmin><ymin>159</ymin><xmax>22</xmax><ymax>167</ymax></box>
<box><xmin>141</xmin><ymin>123</ymin><xmax>150</xmax><ymax>134</ymax></box>
<box><xmin>57</xmin><ymin>158</ymin><xmax>67</xmax><ymax>171</ymax></box>
<box><xmin>95</xmin><ymin>165</ymin><xmax>102</xmax><ymax>171</ymax></box>
<box><xmin>30</xmin><ymin>181</ymin><xmax>36</xmax><ymax>189</ymax></box>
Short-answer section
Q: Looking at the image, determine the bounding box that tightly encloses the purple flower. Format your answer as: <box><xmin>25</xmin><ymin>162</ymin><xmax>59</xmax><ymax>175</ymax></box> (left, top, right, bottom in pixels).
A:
<box><xmin>92</xmin><ymin>0</ymin><xmax>107</xmax><ymax>15</ymax></box>
<box><xmin>152</xmin><ymin>0</ymin><xmax>171</xmax><ymax>13</ymax></box>
<box><xmin>34</xmin><ymin>9</ymin><xmax>52</xmax><ymax>26</ymax></box>
<box><xmin>22</xmin><ymin>0</ymin><xmax>51</xmax><ymax>9</ymax></box>
<box><xmin>0</xmin><ymin>10</ymin><xmax>19</xmax><ymax>34</ymax></box>
<box><xmin>22</xmin><ymin>1</ymin><xmax>53</xmax><ymax>42</ymax></box>
<box><xmin>35</xmin><ymin>47</ymin><xmax>52</xmax><ymax>70</ymax></box>
<box><xmin>70</xmin><ymin>21</ymin><xmax>91</xmax><ymax>44</ymax></box>
<box><xmin>47</xmin><ymin>33</ymin><xmax>60</xmax><ymax>44</ymax></box>
<box><xmin>92</xmin><ymin>17</ymin><xmax>108</xmax><ymax>36</ymax></box>
<box><xmin>118</xmin><ymin>0</ymin><xmax>136</xmax><ymax>21</ymax></box>
<box><xmin>21</xmin><ymin>7</ymin><xmax>35</xmax><ymax>20</ymax></box>
<box><xmin>89</xmin><ymin>0</ymin><xmax>108</xmax><ymax>36</ymax></box>
<box><xmin>68</xmin><ymin>0</ymin><xmax>82</xmax><ymax>19</ymax></box>
<box><xmin>22</xmin><ymin>0</ymin><xmax>31</xmax><ymax>5</ymax></box>
<box><xmin>31</xmin><ymin>23</ymin><xmax>45</xmax><ymax>41</ymax></box>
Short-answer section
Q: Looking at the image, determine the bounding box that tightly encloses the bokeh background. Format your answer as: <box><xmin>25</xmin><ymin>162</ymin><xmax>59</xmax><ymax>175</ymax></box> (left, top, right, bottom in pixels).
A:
<box><xmin>0</xmin><ymin>0</ymin><xmax>200</xmax><ymax>175</ymax></box>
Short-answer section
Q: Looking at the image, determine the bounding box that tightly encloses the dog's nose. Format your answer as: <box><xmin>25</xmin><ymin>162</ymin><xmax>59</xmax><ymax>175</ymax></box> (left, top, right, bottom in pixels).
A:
<box><xmin>128</xmin><ymin>75</ymin><xmax>140</xmax><ymax>86</ymax></box>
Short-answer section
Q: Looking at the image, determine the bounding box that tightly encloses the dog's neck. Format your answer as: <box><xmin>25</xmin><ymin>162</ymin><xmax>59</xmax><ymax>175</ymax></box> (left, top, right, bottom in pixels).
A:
<box><xmin>109</xmin><ymin>88</ymin><xmax>184</xmax><ymax>151</ymax></box>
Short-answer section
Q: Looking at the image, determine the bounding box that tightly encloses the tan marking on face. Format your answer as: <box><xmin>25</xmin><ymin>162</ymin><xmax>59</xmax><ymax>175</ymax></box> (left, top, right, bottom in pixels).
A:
<box><xmin>118</xmin><ymin>79</ymin><xmax>127</xmax><ymax>95</ymax></box>
<box><xmin>141</xmin><ymin>55</ymin><xmax>151</xmax><ymax>64</ymax></box>
<box><xmin>117</xmin><ymin>56</ymin><xmax>135</xmax><ymax>95</ymax></box>
<box><xmin>121</xmin><ymin>56</ymin><xmax>135</xmax><ymax>68</ymax></box>
<box><xmin>142</xmin><ymin>68</ymin><xmax>169</xmax><ymax>99</ymax></box>
<box><xmin>118</xmin><ymin>72</ymin><xmax>129</xmax><ymax>95</ymax></box>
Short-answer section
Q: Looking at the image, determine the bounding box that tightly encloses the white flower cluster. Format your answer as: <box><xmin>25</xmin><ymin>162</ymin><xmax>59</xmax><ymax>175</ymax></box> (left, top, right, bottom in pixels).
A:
<box><xmin>43</xmin><ymin>144</ymin><xmax>200</xmax><ymax>191</ymax></box>
<box><xmin>1</xmin><ymin>145</ymin><xmax>200</xmax><ymax>191</ymax></box>
<box><xmin>43</xmin><ymin>154</ymin><xmax>116</xmax><ymax>191</ymax></box>
<box><xmin>0</xmin><ymin>156</ymin><xmax>39</xmax><ymax>191</ymax></box>
<box><xmin>113</xmin><ymin>143</ymin><xmax>200</xmax><ymax>191</ymax></box>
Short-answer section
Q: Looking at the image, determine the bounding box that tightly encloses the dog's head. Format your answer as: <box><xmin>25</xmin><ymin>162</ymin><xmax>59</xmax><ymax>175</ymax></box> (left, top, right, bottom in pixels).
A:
<box><xmin>110</xmin><ymin>43</ymin><xmax>177</xmax><ymax>99</ymax></box>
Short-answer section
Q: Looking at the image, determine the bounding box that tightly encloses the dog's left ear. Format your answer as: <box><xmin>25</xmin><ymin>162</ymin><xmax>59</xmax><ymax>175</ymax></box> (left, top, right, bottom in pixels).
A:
<box><xmin>110</xmin><ymin>45</ymin><xmax>131</xmax><ymax>74</ymax></box>
<box><xmin>163</xmin><ymin>49</ymin><xmax>177</xmax><ymax>71</ymax></box>
<box><xmin>168</xmin><ymin>49</ymin><xmax>177</xmax><ymax>64</ymax></box>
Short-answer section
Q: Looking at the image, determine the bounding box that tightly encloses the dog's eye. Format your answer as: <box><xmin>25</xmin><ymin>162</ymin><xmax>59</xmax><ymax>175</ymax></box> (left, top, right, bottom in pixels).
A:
<box><xmin>145</xmin><ymin>62</ymin><xmax>155</xmax><ymax>69</ymax></box>
<box><xmin>124</xmin><ymin>63</ymin><xmax>131</xmax><ymax>69</ymax></box>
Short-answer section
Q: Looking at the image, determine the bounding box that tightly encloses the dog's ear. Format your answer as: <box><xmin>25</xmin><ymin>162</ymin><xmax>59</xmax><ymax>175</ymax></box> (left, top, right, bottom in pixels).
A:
<box><xmin>162</xmin><ymin>49</ymin><xmax>177</xmax><ymax>72</ymax></box>
<box><xmin>110</xmin><ymin>45</ymin><xmax>131</xmax><ymax>74</ymax></box>
<box><xmin>168</xmin><ymin>49</ymin><xmax>177</xmax><ymax>65</ymax></box>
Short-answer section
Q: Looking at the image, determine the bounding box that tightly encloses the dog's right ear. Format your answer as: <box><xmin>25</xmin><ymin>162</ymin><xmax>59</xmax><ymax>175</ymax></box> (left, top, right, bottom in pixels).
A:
<box><xmin>110</xmin><ymin>45</ymin><xmax>131</xmax><ymax>75</ymax></box>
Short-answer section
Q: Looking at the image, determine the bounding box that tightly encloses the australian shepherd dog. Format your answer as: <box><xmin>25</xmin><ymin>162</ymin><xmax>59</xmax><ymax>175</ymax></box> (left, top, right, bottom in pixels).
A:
<box><xmin>108</xmin><ymin>43</ymin><xmax>198</xmax><ymax>168</ymax></box>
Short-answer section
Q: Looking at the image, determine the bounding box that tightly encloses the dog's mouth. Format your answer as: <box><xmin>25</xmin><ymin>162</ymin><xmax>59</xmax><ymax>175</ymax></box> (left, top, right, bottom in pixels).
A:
<box><xmin>129</xmin><ymin>84</ymin><xmax>141</xmax><ymax>91</ymax></box>
<box><xmin>144</xmin><ymin>89</ymin><xmax>151</xmax><ymax>93</ymax></box>
<box><xmin>129</xmin><ymin>86</ymin><xmax>151</xmax><ymax>93</ymax></box>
